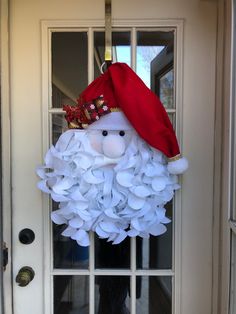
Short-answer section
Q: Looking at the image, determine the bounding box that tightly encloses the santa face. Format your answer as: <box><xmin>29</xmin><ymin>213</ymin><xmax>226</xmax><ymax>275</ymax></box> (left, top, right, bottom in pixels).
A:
<box><xmin>88</xmin><ymin>129</ymin><xmax>133</xmax><ymax>159</ymax></box>
<box><xmin>37</xmin><ymin>126</ymin><xmax>180</xmax><ymax>247</ymax></box>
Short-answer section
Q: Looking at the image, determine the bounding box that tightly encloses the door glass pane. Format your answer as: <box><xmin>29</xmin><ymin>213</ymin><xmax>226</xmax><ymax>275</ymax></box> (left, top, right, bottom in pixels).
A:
<box><xmin>51</xmin><ymin>114</ymin><xmax>67</xmax><ymax>145</ymax></box>
<box><xmin>94</xmin><ymin>31</ymin><xmax>131</xmax><ymax>79</ymax></box>
<box><xmin>54</xmin><ymin>276</ymin><xmax>89</xmax><ymax>313</ymax></box>
<box><xmin>136</xmin><ymin>31</ymin><xmax>175</xmax><ymax>109</ymax></box>
<box><xmin>137</xmin><ymin>276</ymin><xmax>172</xmax><ymax>314</ymax></box>
<box><xmin>230</xmin><ymin>231</ymin><xmax>236</xmax><ymax>314</ymax></box>
<box><xmin>51</xmin><ymin>117</ymin><xmax>89</xmax><ymax>269</ymax></box>
<box><xmin>137</xmin><ymin>201</ymin><xmax>173</xmax><ymax>270</ymax></box>
<box><xmin>158</xmin><ymin>68</ymin><xmax>174</xmax><ymax>109</ymax></box>
<box><xmin>168</xmin><ymin>113</ymin><xmax>176</xmax><ymax>130</ymax></box>
<box><xmin>52</xmin><ymin>32</ymin><xmax>88</xmax><ymax>108</ymax></box>
<box><xmin>95</xmin><ymin>235</ymin><xmax>130</xmax><ymax>269</ymax></box>
<box><xmin>95</xmin><ymin>276</ymin><xmax>131</xmax><ymax>314</ymax></box>
<box><xmin>53</xmin><ymin>223</ymin><xmax>89</xmax><ymax>269</ymax></box>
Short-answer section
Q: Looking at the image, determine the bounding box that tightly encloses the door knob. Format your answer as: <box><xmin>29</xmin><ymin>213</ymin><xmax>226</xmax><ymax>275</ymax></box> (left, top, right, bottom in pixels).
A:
<box><xmin>16</xmin><ymin>266</ymin><xmax>35</xmax><ymax>287</ymax></box>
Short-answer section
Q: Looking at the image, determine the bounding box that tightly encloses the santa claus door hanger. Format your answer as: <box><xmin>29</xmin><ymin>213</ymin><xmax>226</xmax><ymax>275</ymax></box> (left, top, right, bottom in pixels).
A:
<box><xmin>37</xmin><ymin>62</ymin><xmax>188</xmax><ymax>246</ymax></box>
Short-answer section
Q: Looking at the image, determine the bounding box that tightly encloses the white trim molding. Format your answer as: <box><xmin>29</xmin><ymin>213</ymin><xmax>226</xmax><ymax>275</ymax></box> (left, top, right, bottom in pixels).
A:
<box><xmin>41</xmin><ymin>19</ymin><xmax>184</xmax><ymax>314</ymax></box>
<box><xmin>1</xmin><ymin>0</ymin><xmax>12</xmax><ymax>313</ymax></box>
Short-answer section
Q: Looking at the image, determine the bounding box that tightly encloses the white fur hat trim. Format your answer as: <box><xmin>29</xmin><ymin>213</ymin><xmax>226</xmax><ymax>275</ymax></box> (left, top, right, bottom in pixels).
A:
<box><xmin>87</xmin><ymin>112</ymin><xmax>132</xmax><ymax>130</ymax></box>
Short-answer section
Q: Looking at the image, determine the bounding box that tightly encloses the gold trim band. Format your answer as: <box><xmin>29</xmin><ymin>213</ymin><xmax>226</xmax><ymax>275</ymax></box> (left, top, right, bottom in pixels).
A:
<box><xmin>110</xmin><ymin>107</ymin><xmax>121</xmax><ymax>112</ymax></box>
<box><xmin>168</xmin><ymin>154</ymin><xmax>181</xmax><ymax>162</ymax></box>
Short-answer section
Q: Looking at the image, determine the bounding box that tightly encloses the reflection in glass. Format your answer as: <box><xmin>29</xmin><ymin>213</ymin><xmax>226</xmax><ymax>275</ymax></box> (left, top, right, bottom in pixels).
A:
<box><xmin>95</xmin><ymin>235</ymin><xmax>130</xmax><ymax>269</ymax></box>
<box><xmin>53</xmin><ymin>224</ymin><xmax>89</xmax><ymax>269</ymax></box>
<box><xmin>51</xmin><ymin>114</ymin><xmax>67</xmax><ymax>145</ymax></box>
<box><xmin>54</xmin><ymin>276</ymin><xmax>89</xmax><ymax>314</ymax></box>
<box><xmin>52</xmin><ymin>32</ymin><xmax>88</xmax><ymax>108</ymax></box>
<box><xmin>94</xmin><ymin>32</ymin><xmax>131</xmax><ymax>79</ymax></box>
<box><xmin>137</xmin><ymin>201</ymin><xmax>173</xmax><ymax>270</ymax></box>
<box><xmin>168</xmin><ymin>113</ymin><xmax>176</xmax><ymax>130</ymax></box>
<box><xmin>52</xmin><ymin>84</ymin><xmax>77</xmax><ymax>109</ymax></box>
<box><xmin>52</xmin><ymin>201</ymin><xmax>89</xmax><ymax>270</ymax></box>
<box><xmin>137</xmin><ymin>31</ymin><xmax>174</xmax><ymax>98</ymax></box>
<box><xmin>159</xmin><ymin>68</ymin><xmax>174</xmax><ymax>108</ymax></box>
<box><xmin>137</xmin><ymin>276</ymin><xmax>172</xmax><ymax>314</ymax></box>
<box><xmin>95</xmin><ymin>276</ymin><xmax>130</xmax><ymax>314</ymax></box>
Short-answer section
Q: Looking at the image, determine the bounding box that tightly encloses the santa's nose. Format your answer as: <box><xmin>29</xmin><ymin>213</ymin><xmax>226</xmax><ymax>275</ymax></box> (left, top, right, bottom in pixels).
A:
<box><xmin>102</xmin><ymin>134</ymin><xmax>126</xmax><ymax>158</ymax></box>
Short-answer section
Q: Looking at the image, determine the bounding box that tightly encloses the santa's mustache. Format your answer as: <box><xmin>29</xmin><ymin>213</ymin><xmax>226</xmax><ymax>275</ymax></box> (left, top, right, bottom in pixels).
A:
<box><xmin>37</xmin><ymin>130</ymin><xmax>180</xmax><ymax>246</ymax></box>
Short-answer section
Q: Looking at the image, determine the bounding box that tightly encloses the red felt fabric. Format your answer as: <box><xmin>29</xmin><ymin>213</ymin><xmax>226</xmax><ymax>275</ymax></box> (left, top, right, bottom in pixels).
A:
<box><xmin>79</xmin><ymin>62</ymin><xmax>180</xmax><ymax>158</ymax></box>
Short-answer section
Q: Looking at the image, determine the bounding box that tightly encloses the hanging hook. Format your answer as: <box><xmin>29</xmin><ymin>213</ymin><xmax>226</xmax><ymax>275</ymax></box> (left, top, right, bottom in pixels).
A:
<box><xmin>103</xmin><ymin>0</ymin><xmax>112</xmax><ymax>71</ymax></box>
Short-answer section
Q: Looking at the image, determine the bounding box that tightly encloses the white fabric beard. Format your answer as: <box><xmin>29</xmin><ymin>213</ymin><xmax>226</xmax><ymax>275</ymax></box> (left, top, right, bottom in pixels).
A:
<box><xmin>37</xmin><ymin>129</ymin><xmax>180</xmax><ymax>246</ymax></box>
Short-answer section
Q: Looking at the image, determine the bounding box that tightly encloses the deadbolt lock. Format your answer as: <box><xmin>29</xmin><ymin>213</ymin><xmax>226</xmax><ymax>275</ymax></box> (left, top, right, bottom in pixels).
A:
<box><xmin>16</xmin><ymin>266</ymin><xmax>35</xmax><ymax>287</ymax></box>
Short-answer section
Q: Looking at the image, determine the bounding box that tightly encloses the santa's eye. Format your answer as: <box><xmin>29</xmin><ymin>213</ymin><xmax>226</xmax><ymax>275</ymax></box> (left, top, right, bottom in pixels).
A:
<box><xmin>102</xmin><ymin>130</ymin><xmax>108</xmax><ymax>136</ymax></box>
<box><xmin>119</xmin><ymin>131</ymin><xmax>125</xmax><ymax>136</ymax></box>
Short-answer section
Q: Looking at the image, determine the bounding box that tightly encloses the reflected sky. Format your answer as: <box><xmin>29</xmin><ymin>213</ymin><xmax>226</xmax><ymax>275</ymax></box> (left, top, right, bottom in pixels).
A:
<box><xmin>116</xmin><ymin>46</ymin><xmax>164</xmax><ymax>87</ymax></box>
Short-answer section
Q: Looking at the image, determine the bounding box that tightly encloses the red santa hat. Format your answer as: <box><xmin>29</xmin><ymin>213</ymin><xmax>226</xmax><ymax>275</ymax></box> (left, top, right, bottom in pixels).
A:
<box><xmin>63</xmin><ymin>62</ymin><xmax>188</xmax><ymax>174</ymax></box>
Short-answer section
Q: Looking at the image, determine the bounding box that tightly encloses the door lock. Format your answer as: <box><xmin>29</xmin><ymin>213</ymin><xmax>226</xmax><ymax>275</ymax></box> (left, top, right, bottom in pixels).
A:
<box><xmin>16</xmin><ymin>266</ymin><xmax>35</xmax><ymax>287</ymax></box>
<box><xmin>19</xmin><ymin>228</ymin><xmax>35</xmax><ymax>245</ymax></box>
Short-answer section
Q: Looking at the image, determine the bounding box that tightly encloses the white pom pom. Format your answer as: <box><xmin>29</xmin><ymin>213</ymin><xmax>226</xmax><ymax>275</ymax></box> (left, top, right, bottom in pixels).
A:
<box><xmin>167</xmin><ymin>157</ymin><xmax>188</xmax><ymax>175</ymax></box>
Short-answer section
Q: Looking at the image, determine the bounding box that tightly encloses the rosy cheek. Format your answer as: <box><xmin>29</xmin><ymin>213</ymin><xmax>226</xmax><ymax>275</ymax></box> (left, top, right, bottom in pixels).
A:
<box><xmin>87</xmin><ymin>132</ymin><xmax>103</xmax><ymax>154</ymax></box>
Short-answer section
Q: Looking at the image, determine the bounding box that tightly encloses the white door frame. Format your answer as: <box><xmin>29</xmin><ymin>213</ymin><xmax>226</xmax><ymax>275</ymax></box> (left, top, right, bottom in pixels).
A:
<box><xmin>1</xmin><ymin>0</ymin><xmax>13</xmax><ymax>313</ymax></box>
<box><xmin>42</xmin><ymin>19</ymin><xmax>184</xmax><ymax>314</ymax></box>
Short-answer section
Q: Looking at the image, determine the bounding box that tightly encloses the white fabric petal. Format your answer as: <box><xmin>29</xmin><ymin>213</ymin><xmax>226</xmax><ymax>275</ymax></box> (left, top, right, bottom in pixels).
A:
<box><xmin>110</xmin><ymin>189</ymin><xmax>124</xmax><ymax>207</ymax></box>
<box><xmin>131</xmin><ymin>218</ymin><xmax>142</xmax><ymax>231</ymax></box>
<box><xmin>151</xmin><ymin>177</ymin><xmax>167</xmax><ymax>192</ymax></box>
<box><xmin>128</xmin><ymin>194</ymin><xmax>146</xmax><ymax>210</ymax></box>
<box><xmin>95</xmin><ymin>225</ymin><xmax>110</xmax><ymax>238</ymax></box>
<box><xmin>161</xmin><ymin>217</ymin><xmax>171</xmax><ymax>224</ymax></box>
<box><xmin>70</xmin><ymin>187</ymin><xmax>87</xmax><ymax>201</ymax></box>
<box><xmin>75</xmin><ymin>154</ymin><xmax>93</xmax><ymax>170</ymax></box>
<box><xmin>107</xmin><ymin>233</ymin><xmax>117</xmax><ymax>242</ymax></box>
<box><xmin>116</xmin><ymin>170</ymin><xmax>134</xmax><ymax>187</ymax></box>
<box><xmin>127</xmin><ymin>229</ymin><xmax>140</xmax><ymax>237</ymax></box>
<box><xmin>69</xmin><ymin>217</ymin><xmax>84</xmax><ymax>228</ymax></box>
<box><xmin>51</xmin><ymin>211</ymin><xmax>67</xmax><ymax>224</ymax></box>
<box><xmin>74</xmin><ymin>230</ymin><xmax>90</xmax><ymax>247</ymax></box>
<box><xmin>112</xmin><ymin>230</ymin><xmax>127</xmax><ymax>244</ymax></box>
<box><xmin>83</xmin><ymin>169</ymin><xmax>104</xmax><ymax>184</ymax></box>
<box><xmin>103</xmin><ymin>169</ymin><xmax>114</xmax><ymax>195</ymax></box>
<box><xmin>145</xmin><ymin>163</ymin><xmax>165</xmax><ymax>177</ymax></box>
<box><xmin>52</xmin><ymin>177</ymin><xmax>75</xmax><ymax>194</ymax></box>
<box><xmin>139</xmin><ymin>232</ymin><xmax>150</xmax><ymax>239</ymax></box>
<box><xmin>51</xmin><ymin>193</ymin><xmax>70</xmax><ymax>202</ymax></box>
<box><xmin>37</xmin><ymin>180</ymin><xmax>51</xmax><ymax>193</ymax></box>
<box><xmin>74</xmin><ymin>209</ymin><xmax>92</xmax><ymax>222</ymax></box>
<box><xmin>130</xmin><ymin>186</ymin><xmax>151</xmax><ymax>198</ymax></box>
<box><xmin>104</xmin><ymin>208</ymin><xmax>120</xmax><ymax>219</ymax></box>
<box><xmin>99</xmin><ymin>221</ymin><xmax>120</xmax><ymax>233</ymax></box>
<box><xmin>156</xmin><ymin>208</ymin><xmax>166</xmax><ymax>221</ymax></box>
<box><xmin>143</xmin><ymin>175</ymin><xmax>152</xmax><ymax>184</ymax></box>
<box><xmin>62</xmin><ymin>226</ymin><xmax>77</xmax><ymax>237</ymax></box>
<box><xmin>58</xmin><ymin>206</ymin><xmax>73</xmax><ymax>215</ymax></box>
<box><xmin>70</xmin><ymin>200</ymin><xmax>89</xmax><ymax>211</ymax></box>
<box><xmin>36</xmin><ymin>167</ymin><xmax>48</xmax><ymax>179</ymax></box>
<box><xmin>148</xmin><ymin>223</ymin><xmax>167</xmax><ymax>236</ymax></box>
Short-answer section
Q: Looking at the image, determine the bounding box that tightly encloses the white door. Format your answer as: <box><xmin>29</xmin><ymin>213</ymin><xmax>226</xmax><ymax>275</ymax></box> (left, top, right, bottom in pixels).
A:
<box><xmin>8</xmin><ymin>1</ymin><xmax>217</xmax><ymax>314</ymax></box>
